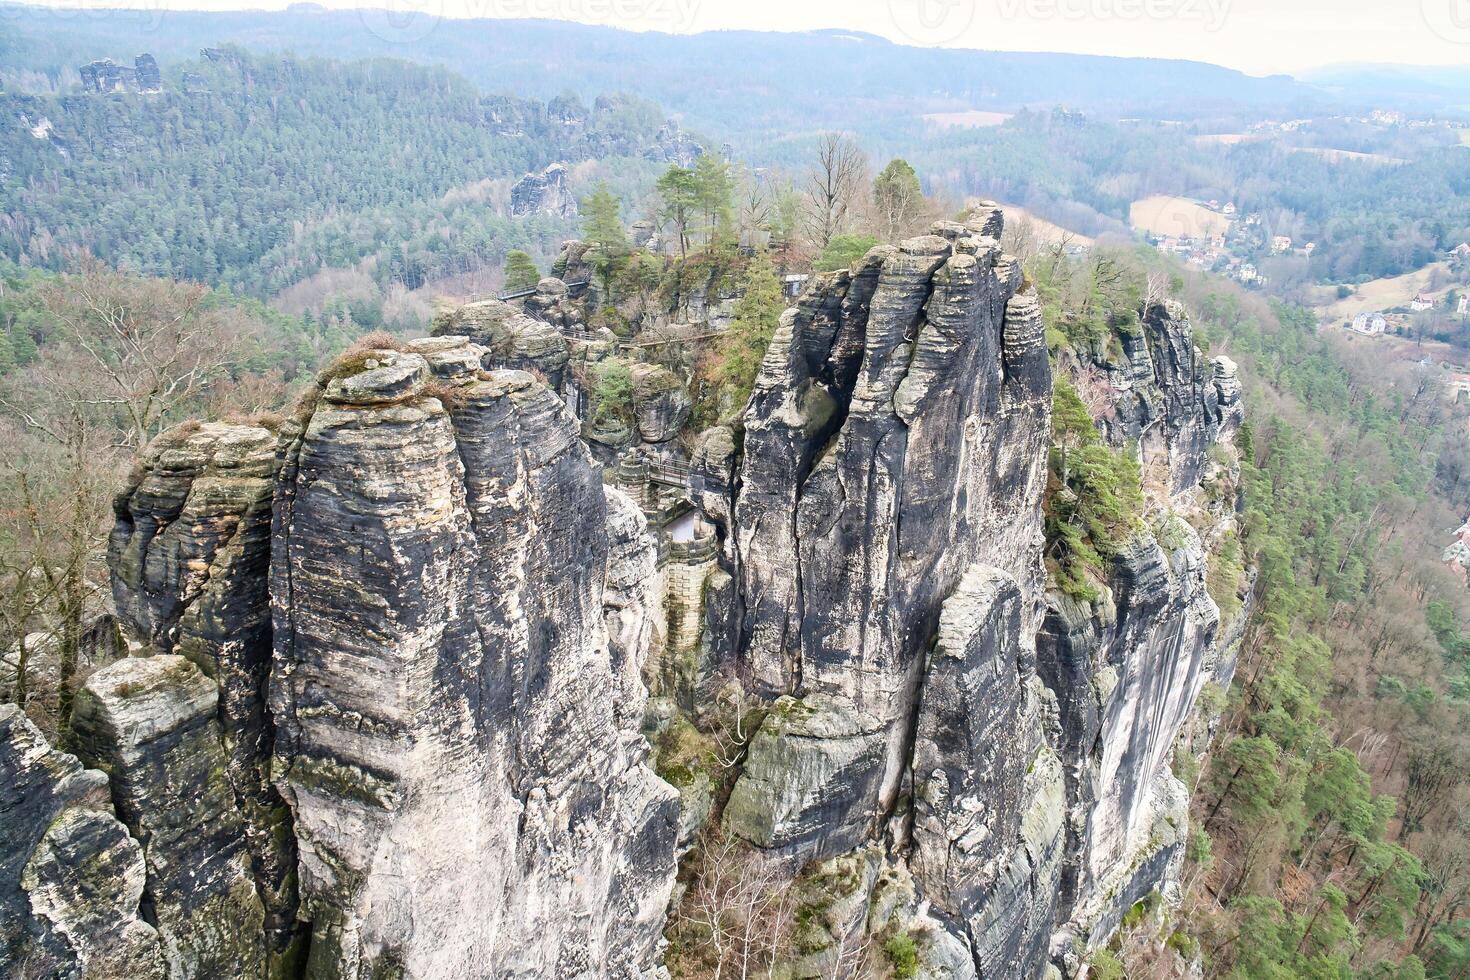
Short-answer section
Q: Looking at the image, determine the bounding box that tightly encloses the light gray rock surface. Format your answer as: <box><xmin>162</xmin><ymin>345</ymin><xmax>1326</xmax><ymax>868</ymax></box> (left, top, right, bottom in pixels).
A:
<box><xmin>431</xmin><ymin>299</ymin><xmax>571</xmax><ymax>389</ymax></box>
<box><xmin>71</xmin><ymin>655</ymin><xmax>268</xmax><ymax>979</ymax></box>
<box><xmin>270</xmin><ymin>355</ymin><xmax>678</xmax><ymax>978</ymax></box>
<box><xmin>1</xmin><ymin>703</ymin><xmax>165</xmax><ymax>979</ymax></box>
<box><xmin>107</xmin><ymin>419</ymin><xmax>298</xmax><ymax>966</ymax></box>
<box><xmin>510</xmin><ymin>162</ymin><xmax>577</xmax><ymax>219</ymax></box>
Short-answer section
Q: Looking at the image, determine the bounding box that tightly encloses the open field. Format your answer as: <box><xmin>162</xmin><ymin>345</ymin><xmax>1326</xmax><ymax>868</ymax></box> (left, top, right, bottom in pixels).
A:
<box><xmin>1310</xmin><ymin>262</ymin><xmax>1453</xmax><ymax>323</ymax></box>
<box><xmin>998</xmin><ymin>203</ymin><xmax>1095</xmax><ymax>247</ymax></box>
<box><xmin>1193</xmin><ymin>133</ymin><xmax>1260</xmax><ymax>146</ymax></box>
<box><xmin>922</xmin><ymin>110</ymin><xmax>1013</xmax><ymax>129</ymax></box>
<box><xmin>1291</xmin><ymin>147</ymin><xmax>1408</xmax><ymax>166</ymax></box>
<box><xmin>1329</xmin><ymin>327</ymin><xmax>1470</xmax><ymax>371</ymax></box>
<box><xmin>1129</xmin><ymin>196</ymin><xmax>1231</xmax><ymax>238</ymax></box>
<box><xmin>1459</xmin><ymin>131</ymin><xmax>1470</xmax><ymax>147</ymax></box>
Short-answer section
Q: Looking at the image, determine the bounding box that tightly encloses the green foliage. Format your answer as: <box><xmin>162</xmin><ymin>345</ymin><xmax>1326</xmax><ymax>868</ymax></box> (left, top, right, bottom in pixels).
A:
<box><xmin>883</xmin><ymin>932</ymin><xmax>919</xmax><ymax>979</ymax></box>
<box><xmin>0</xmin><ymin>50</ymin><xmax>659</xmax><ymax>293</ymax></box>
<box><xmin>582</xmin><ymin>183</ymin><xmax>630</xmax><ymax>252</ymax></box>
<box><xmin>502</xmin><ymin>250</ymin><xmax>541</xmax><ymax>293</ymax></box>
<box><xmin>1121</xmin><ymin>892</ymin><xmax>1160</xmax><ymax>931</ymax></box>
<box><xmin>872</xmin><ymin>158</ymin><xmax>924</xmax><ymax>238</ymax></box>
<box><xmin>1044</xmin><ymin>377</ymin><xmax>1145</xmax><ymax>600</ymax></box>
<box><xmin>813</xmin><ymin>234</ymin><xmax>879</xmax><ymax>272</ymax></box>
<box><xmin>699</xmin><ymin>253</ymin><xmax>784</xmax><ymax>423</ymax></box>
<box><xmin>1426</xmin><ymin>920</ymin><xmax>1470</xmax><ymax>979</ymax></box>
<box><xmin>691</xmin><ymin>154</ymin><xmax>735</xmax><ymax>246</ymax></box>
<box><xmin>1186</xmin><ymin>827</ymin><xmax>1213</xmax><ymax>869</ymax></box>
<box><xmin>1088</xmin><ymin>947</ymin><xmax>1125</xmax><ymax>980</ymax></box>
<box><xmin>590</xmin><ymin>359</ymin><xmax>634</xmax><ymax>426</ymax></box>
<box><xmin>656</xmin><ymin>165</ymin><xmax>700</xmax><ymax>258</ymax></box>
<box><xmin>1208</xmin><ymin>531</ymin><xmax>1246</xmax><ymax>621</ymax></box>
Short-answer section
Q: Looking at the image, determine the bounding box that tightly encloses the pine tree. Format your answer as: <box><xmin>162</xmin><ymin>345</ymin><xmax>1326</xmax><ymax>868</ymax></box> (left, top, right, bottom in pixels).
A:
<box><xmin>582</xmin><ymin>184</ymin><xmax>628</xmax><ymax>253</ymax></box>
<box><xmin>656</xmin><ymin>166</ymin><xmax>700</xmax><ymax>259</ymax></box>
<box><xmin>710</xmin><ymin>253</ymin><xmax>784</xmax><ymax>412</ymax></box>
<box><xmin>692</xmin><ymin>153</ymin><xmax>734</xmax><ymax>247</ymax></box>
<box><xmin>502</xmin><ymin>249</ymin><xmax>541</xmax><ymax>292</ymax></box>
<box><xmin>872</xmin><ymin>158</ymin><xmax>924</xmax><ymax>241</ymax></box>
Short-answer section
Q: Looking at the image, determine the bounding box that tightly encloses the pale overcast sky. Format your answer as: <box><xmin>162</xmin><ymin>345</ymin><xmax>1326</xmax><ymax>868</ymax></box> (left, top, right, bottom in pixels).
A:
<box><xmin>19</xmin><ymin>0</ymin><xmax>1470</xmax><ymax>75</ymax></box>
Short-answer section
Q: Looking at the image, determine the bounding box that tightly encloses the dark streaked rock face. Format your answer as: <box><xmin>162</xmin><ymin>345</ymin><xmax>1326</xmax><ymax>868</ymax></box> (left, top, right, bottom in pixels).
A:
<box><xmin>729</xmin><ymin>216</ymin><xmax>1053</xmax><ymax>866</ymax></box>
<box><xmin>23</xmin><ymin>204</ymin><xmax>1251</xmax><ymax>980</ymax></box>
<box><xmin>1040</xmin><ymin>302</ymin><xmax>1249</xmax><ymax>962</ymax></box>
<box><xmin>270</xmin><ymin>343</ymin><xmax>677</xmax><ymax>978</ymax></box>
<box><xmin>1</xmin><ymin>704</ymin><xmax>165</xmax><ymax>979</ymax></box>
<box><xmin>1088</xmin><ymin>300</ymin><xmax>1241</xmax><ymax>495</ymax></box>
<box><xmin>106</xmin><ymin>420</ymin><xmax>298</xmax><ymax>967</ymax></box>
<box><xmin>71</xmin><ymin>656</ymin><xmax>267</xmax><ymax>979</ymax></box>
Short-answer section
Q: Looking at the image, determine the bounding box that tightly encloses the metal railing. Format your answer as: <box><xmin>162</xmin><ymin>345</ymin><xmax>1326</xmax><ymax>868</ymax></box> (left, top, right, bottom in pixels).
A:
<box><xmin>494</xmin><ymin>279</ymin><xmax>589</xmax><ymax>302</ymax></box>
<box><xmin>648</xmin><ymin>460</ymin><xmax>691</xmax><ymax>487</ymax></box>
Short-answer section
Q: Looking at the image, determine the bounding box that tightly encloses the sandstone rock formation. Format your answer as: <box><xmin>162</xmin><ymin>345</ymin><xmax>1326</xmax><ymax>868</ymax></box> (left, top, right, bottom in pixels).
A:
<box><xmin>1</xmin><ymin>704</ymin><xmax>165</xmax><ymax>979</ymax></box>
<box><xmin>510</xmin><ymin>162</ymin><xmax>577</xmax><ymax>219</ymax></box>
<box><xmin>0</xmin><ymin>203</ymin><xmax>1250</xmax><ymax>980</ymax></box>
<box><xmin>630</xmin><ymin>362</ymin><xmax>693</xmax><ymax>443</ymax></box>
<box><xmin>107</xmin><ymin>418</ymin><xmax>297</xmax><ymax>966</ymax></box>
<box><xmin>269</xmin><ymin>340</ymin><xmax>678</xmax><ymax>977</ymax></box>
<box><xmin>431</xmin><ymin>298</ymin><xmax>571</xmax><ymax>388</ymax></box>
<box><xmin>71</xmin><ymin>656</ymin><xmax>268</xmax><ymax>979</ymax></box>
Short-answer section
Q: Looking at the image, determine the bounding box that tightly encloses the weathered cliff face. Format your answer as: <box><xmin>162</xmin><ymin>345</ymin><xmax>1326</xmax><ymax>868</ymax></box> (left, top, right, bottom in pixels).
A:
<box><xmin>71</xmin><ymin>655</ymin><xmax>268</xmax><ymax>979</ymax></box>
<box><xmin>106</xmin><ymin>419</ymin><xmax>297</xmax><ymax>966</ymax></box>
<box><xmin>711</xmin><ymin>209</ymin><xmax>1076</xmax><ymax>975</ymax></box>
<box><xmin>1080</xmin><ymin>300</ymin><xmax>1243</xmax><ymax>495</ymax></box>
<box><xmin>431</xmin><ymin>299</ymin><xmax>572</xmax><ymax>390</ymax></box>
<box><xmin>2</xmin><ymin>204</ymin><xmax>1252</xmax><ymax>980</ymax></box>
<box><xmin>510</xmin><ymin>162</ymin><xmax>578</xmax><ymax>219</ymax></box>
<box><xmin>694</xmin><ymin>209</ymin><xmax>1246</xmax><ymax>978</ymax></box>
<box><xmin>726</xmin><ymin>215</ymin><xmax>1052</xmax><ymax>854</ymax></box>
<box><xmin>269</xmin><ymin>339</ymin><xmax>678</xmax><ymax>978</ymax></box>
<box><xmin>1040</xmin><ymin>303</ymin><xmax>1248</xmax><ymax>962</ymax></box>
<box><xmin>1</xmin><ymin>704</ymin><xmax>165</xmax><ymax>979</ymax></box>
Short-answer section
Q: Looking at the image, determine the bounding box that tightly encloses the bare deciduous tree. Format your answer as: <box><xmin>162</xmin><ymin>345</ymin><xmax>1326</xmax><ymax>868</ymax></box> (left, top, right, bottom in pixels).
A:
<box><xmin>680</xmin><ymin>832</ymin><xmax>795</xmax><ymax>980</ymax></box>
<box><xmin>802</xmin><ymin>134</ymin><xmax>868</xmax><ymax>253</ymax></box>
<box><xmin>27</xmin><ymin>261</ymin><xmax>255</xmax><ymax>449</ymax></box>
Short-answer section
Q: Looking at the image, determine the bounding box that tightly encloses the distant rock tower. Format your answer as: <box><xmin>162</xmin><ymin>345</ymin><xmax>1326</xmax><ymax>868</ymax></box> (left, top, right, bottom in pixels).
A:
<box><xmin>510</xmin><ymin>162</ymin><xmax>578</xmax><ymax>219</ymax></box>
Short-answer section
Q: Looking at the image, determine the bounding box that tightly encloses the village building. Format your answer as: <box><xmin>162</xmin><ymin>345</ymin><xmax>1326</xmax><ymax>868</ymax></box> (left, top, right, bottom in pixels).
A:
<box><xmin>1411</xmin><ymin>293</ymin><xmax>1436</xmax><ymax>313</ymax></box>
<box><xmin>1446</xmin><ymin>372</ymin><xmax>1470</xmax><ymax>398</ymax></box>
<box><xmin>1350</xmin><ymin>312</ymin><xmax>1388</xmax><ymax>335</ymax></box>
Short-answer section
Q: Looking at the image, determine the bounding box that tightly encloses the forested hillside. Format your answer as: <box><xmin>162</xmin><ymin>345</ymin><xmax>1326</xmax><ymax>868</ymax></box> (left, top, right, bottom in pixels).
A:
<box><xmin>911</xmin><ymin>110</ymin><xmax>1470</xmax><ymax>284</ymax></box>
<box><xmin>0</xmin><ymin>47</ymin><xmax>666</xmax><ymax>289</ymax></box>
<box><xmin>0</xmin><ymin>4</ymin><xmax>1323</xmax><ymax>136</ymax></box>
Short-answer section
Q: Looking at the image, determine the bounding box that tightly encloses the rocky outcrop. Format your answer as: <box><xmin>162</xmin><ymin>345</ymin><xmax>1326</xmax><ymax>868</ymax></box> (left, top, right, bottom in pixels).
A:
<box><xmin>431</xmin><ymin>299</ymin><xmax>571</xmax><ymax>388</ymax></box>
<box><xmin>1040</xmin><ymin>303</ymin><xmax>1249</xmax><ymax>960</ymax></box>
<box><xmin>630</xmin><ymin>362</ymin><xmax>693</xmax><ymax>443</ymax></box>
<box><xmin>510</xmin><ymin>162</ymin><xmax>577</xmax><ymax>219</ymax></box>
<box><xmin>79</xmin><ymin>54</ymin><xmax>161</xmax><ymax>94</ymax></box>
<box><xmin>1</xmin><ymin>704</ymin><xmax>165</xmax><ymax>979</ymax></box>
<box><xmin>71</xmin><ymin>656</ymin><xmax>267</xmax><ymax>979</ymax></box>
<box><xmin>270</xmin><ymin>340</ymin><xmax>678</xmax><ymax>977</ymax></box>
<box><xmin>106</xmin><ymin>419</ymin><xmax>297</xmax><ymax>965</ymax></box>
<box><xmin>7</xmin><ymin>204</ymin><xmax>1251</xmax><ymax>980</ymax></box>
<box><xmin>714</xmin><ymin>210</ymin><xmax>1068</xmax><ymax>974</ymax></box>
<box><xmin>1082</xmin><ymin>300</ymin><xmax>1241</xmax><ymax>494</ymax></box>
<box><xmin>604</xmin><ymin>486</ymin><xmax>661</xmax><ymax>730</ymax></box>
<box><xmin>646</xmin><ymin>119</ymin><xmax>703</xmax><ymax>166</ymax></box>
<box><xmin>728</xmin><ymin>218</ymin><xmax>1052</xmax><ymax>856</ymax></box>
